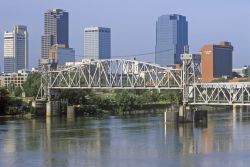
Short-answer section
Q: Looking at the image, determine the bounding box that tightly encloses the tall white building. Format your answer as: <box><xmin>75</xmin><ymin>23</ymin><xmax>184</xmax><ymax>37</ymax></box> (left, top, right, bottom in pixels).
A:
<box><xmin>4</xmin><ymin>25</ymin><xmax>28</xmax><ymax>73</ymax></box>
<box><xmin>84</xmin><ymin>26</ymin><xmax>111</xmax><ymax>59</ymax></box>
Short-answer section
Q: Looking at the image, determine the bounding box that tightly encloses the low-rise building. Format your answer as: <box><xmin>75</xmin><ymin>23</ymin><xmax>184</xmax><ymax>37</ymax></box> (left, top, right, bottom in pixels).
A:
<box><xmin>232</xmin><ymin>66</ymin><xmax>248</xmax><ymax>77</ymax></box>
<box><xmin>49</xmin><ymin>44</ymin><xmax>75</xmax><ymax>66</ymax></box>
<box><xmin>0</xmin><ymin>71</ymin><xmax>29</xmax><ymax>87</ymax></box>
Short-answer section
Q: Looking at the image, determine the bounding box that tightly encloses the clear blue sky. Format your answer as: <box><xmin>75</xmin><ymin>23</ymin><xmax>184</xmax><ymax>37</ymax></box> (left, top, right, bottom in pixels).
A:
<box><xmin>0</xmin><ymin>0</ymin><xmax>250</xmax><ymax>70</ymax></box>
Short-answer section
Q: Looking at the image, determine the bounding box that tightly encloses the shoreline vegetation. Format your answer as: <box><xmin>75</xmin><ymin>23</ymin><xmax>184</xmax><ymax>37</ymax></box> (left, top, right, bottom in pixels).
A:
<box><xmin>0</xmin><ymin>72</ymin><xmax>182</xmax><ymax>117</ymax></box>
<box><xmin>0</xmin><ymin>87</ymin><xmax>182</xmax><ymax>117</ymax></box>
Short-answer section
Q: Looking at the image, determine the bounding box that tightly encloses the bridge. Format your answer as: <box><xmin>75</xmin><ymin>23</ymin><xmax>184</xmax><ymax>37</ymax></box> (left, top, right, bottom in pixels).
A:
<box><xmin>189</xmin><ymin>82</ymin><xmax>250</xmax><ymax>106</ymax></box>
<box><xmin>36</xmin><ymin>54</ymin><xmax>250</xmax><ymax>108</ymax></box>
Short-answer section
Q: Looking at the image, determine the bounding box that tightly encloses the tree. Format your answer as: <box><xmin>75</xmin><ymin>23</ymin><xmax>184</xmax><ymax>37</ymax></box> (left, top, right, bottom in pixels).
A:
<box><xmin>59</xmin><ymin>89</ymin><xmax>92</xmax><ymax>105</ymax></box>
<box><xmin>211</xmin><ymin>78</ymin><xmax>227</xmax><ymax>83</ymax></box>
<box><xmin>115</xmin><ymin>91</ymin><xmax>136</xmax><ymax>111</ymax></box>
<box><xmin>14</xmin><ymin>87</ymin><xmax>23</xmax><ymax>97</ymax></box>
<box><xmin>0</xmin><ymin>88</ymin><xmax>10</xmax><ymax>115</ymax></box>
<box><xmin>22</xmin><ymin>72</ymin><xmax>41</xmax><ymax>97</ymax></box>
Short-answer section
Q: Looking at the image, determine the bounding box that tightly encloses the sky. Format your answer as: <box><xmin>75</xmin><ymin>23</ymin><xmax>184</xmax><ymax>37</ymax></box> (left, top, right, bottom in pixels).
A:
<box><xmin>0</xmin><ymin>0</ymin><xmax>250</xmax><ymax>71</ymax></box>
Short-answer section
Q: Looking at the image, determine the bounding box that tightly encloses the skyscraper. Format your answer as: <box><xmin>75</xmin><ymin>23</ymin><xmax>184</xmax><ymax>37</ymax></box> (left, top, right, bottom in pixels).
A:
<box><xmin>39</xmin><ymin>9</ymin><xmax>68</xmax><ymax>68</ymax></box>
<box><xmin>4</xmin><ymin>25</ymin><xmax>28</xmax><ymax>73</ymax></box>
<box><xmin>155</xmin><ymin>14</ymin><xmax>188</xmax><ymax>66</ymax></box>
<box><xmin>84</xmin><ymin>27</ymin><xmax>111</xmax><ymax>59</ymax></box>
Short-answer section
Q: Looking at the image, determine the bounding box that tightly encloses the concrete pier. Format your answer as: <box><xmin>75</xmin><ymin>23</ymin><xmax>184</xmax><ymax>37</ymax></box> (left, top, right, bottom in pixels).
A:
<box><xmin>233</xmin><ymin>105</ymin><xmax>237</xmax><ymax>112</ymax></box>
<box><xmin>193</xmin><ymin>110</ymin><xmax>208</xmax><ymax>127</ymax></box>
<box><xmin>164</xmin><ymin>105</ymin><xmax>200</xmax><ymax>124</ymax></box>
<box><xmin>32</xmin><ymin>100</ymin><xmax>46</xmax><ymax>115</ymax></box>
<box><xmin>46</xmin><ymin>101</ymin><xmax>52</xmax><ymax>117</ymax></box>
<box><xmin>67</xmin><ymin>106</ymin><xmax>75</xmax><ymax>119</ymax></box>
<box><xmin>164</xmin><ymin>111</ymin><xmax>179</xmax><ymax>124</ymax></box>
<box><xmin>46</xmin><ymin>101</ymin><xmax>61</xmax><ymax>117</ymax></box>
<box><xmin>178</xmin><ymin>105</ymin><xmax>184</xmax><ymax>122</ymax></box>
<box><xmin>239</xmin><ymin>106</ymin><xmax>244</xmax><ymax>112</ymax></box>
<box><xmin>179</xmin><ymin>105</ymin><xmax>193</xmax><ymax>123</ymax></box>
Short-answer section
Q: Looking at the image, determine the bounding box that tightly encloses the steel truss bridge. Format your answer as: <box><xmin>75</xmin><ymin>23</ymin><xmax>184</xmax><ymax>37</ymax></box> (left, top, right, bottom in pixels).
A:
<box><xmin>37</xmin><ymin>54</ymin><xmax>250</xmax><ymax>106</ymax></box>
<box><xmin>189</xmin><ymin>82</ymin><xmax>250</xmax><ymax>106</ymax></box>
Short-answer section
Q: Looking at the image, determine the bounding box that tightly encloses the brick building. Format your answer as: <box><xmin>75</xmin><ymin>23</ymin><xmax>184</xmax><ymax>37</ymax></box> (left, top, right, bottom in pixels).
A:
<box><xmin>200</xmin><ymin>41</ymin><xmax>233</xmax><ymax>82</ymax></box>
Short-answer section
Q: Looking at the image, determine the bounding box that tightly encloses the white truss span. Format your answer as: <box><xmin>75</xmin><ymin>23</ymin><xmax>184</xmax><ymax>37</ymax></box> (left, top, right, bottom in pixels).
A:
<box><xmin>37</xmin><ymin>56</ymin><xmax>250</xmax><ymax>106</ymax></box>
<box><xmin>46</xmin><ymin>59</ymin><xmax>183</xmax><ymax>90</ymax></box>
<box><xmin>188</xmin><ymin>82</ymin><xmax>250</xmax><ymax>106</ymax></box>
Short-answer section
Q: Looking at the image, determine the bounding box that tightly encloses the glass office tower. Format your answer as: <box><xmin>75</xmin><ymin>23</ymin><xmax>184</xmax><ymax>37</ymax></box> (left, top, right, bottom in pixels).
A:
<box><xmin>155</xmin><ymin>14</ymin><xmax>188</xmax><ymax>66</ymax></box>
<box><xmin>84</xmin><ymin>27</ymin><xmax>111</xmax><ymax>59</ymax></box>
<box><xmin>39</xmin><ymin>9</ymin><xmax>68</xmax><ymax>69</ymax></box>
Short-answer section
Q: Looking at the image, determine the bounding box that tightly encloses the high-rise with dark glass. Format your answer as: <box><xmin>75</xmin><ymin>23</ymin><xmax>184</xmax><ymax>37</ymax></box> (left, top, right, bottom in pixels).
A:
<box><xmin>155</xmin><ymin>14</ymin><xmax>188</xmax><ymax>66</ymax></box>
<box><xmin>39</xmin><ymin>9</ymin><xmax>69</xmax><ymax>69</ymax></box>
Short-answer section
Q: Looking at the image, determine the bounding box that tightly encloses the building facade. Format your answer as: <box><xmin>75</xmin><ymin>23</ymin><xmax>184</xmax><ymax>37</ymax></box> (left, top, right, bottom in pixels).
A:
<box><xmin>84</xmin><ymin>27</ymin><xmax>111</xmax><ymax>60</ymax></box>
<box><xmin>200</xmin><ymin>41</ymin><xmax>233</xmax><ymax>82</ymax></box>
<box><xmin>155</xmin><ymin>14</ymin><xmax>188</xmax><ymax>66</ymax></box>
<box><xmin>0</xmin><ymin>70</ymin><xmax>29</xmax><ymax>88</ymax></box>
<box><xmin>49</xmin><ymin>44</ymin><xmax>75</xmax><ymax>66</ymax></box>
<box><xmin>39</xmin><ymin>9</ymin><xmax>69</xmax><ymax>69</ymax></box>
<box><xmin>4</xmin><ymin>25</ymin><xmax>28</xmax><ymax>73</ymax></box>
<box><xmin>232</xmin><ymin>66</ymin><xmax>248</xmax><ymax>77</ymax></box>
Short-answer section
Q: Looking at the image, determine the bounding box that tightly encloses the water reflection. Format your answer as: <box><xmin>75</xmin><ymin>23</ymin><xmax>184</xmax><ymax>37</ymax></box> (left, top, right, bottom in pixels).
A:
<box><xmin>0</xmin><ymin>110</ymin><xmax>250</xmax><ymax>166</ymax></box>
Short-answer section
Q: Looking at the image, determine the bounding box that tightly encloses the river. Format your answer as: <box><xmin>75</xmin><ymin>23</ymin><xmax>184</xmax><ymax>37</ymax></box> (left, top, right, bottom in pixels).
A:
<box><xmin>0</xmin><ymin>109</ymin><xmax>250</xmax><ymax>167</ymax></box>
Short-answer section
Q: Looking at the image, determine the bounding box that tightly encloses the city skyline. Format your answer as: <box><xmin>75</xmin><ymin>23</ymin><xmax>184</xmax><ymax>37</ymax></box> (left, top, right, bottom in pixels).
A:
<box><xmin>0</xmin><ymin>0</ymin><xmax>250</xmax><ymax>71</ymax></box>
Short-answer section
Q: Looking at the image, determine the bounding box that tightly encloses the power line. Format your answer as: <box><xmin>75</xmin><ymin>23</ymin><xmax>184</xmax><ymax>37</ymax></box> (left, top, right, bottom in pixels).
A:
<box><xmin>113</xmin><ymin>49</ymin><xmax>174</xmax><ymax>58</ymax></box>
<box><xmin>72</xmin><ymin>48</ymin><xmax>174</xmax><ymax>58</ymax></box>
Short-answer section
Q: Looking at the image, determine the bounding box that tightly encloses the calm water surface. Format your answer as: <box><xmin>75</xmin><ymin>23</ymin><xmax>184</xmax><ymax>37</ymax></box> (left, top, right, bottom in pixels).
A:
<box><xmin>0</xmin><ymin>109</ymin><xmax>250</xmax><ymax>167</ymax></box>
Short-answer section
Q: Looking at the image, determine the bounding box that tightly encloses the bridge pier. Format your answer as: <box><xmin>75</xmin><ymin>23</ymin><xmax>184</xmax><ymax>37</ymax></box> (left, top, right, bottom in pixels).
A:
<box><xmin>233</xmin><ymin>105</ymin><xmax>237</xmax><ymax>112</ymax></box>
<box><xmin>67</xmin><ymin>105</ymin><xmax>75</xmax><ymax>119</ymax></box>
<box><xmin>239</xmin><ymin>105</ymin><xmax>244</xmax><ymax>112</ymax></box>
<box><xmin>179</xmin><ymin>105</ymin><xmax>193</xmax><ymax>123</ymax></box>
<box><xmin>164</xmin><ymin>110</ymin><xmax>178</xmax><ymax>124</ymax></box>
<box><xmin>46</xmin><ymin>100</ymin><xmax>60</xmax><ymax>117</ymax></box>
<box><xmin>46</xmin><ymin>101</ymin><xmax>52</xmax><ymax>117</ymax></box>
<box><xmin>193</xmin><ymin>110</ymin><xmax>207</xmax><ymax>127</ymax></box>
<box><xmin>32</xmin><ymin>100</ymin><xmax>46</xmax><ymax>116</ymax></box>
<box><xmin>164</xmin><ymin>105</ymin><xmax>203</xmax><ymax>124</ymax></box>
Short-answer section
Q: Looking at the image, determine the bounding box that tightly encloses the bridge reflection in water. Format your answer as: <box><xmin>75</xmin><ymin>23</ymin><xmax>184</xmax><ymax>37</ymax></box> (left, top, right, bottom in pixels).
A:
<box><xmin>1</xmin><ymin>108</ymin><xmax>250</xmax><ymax>166</ymax></box>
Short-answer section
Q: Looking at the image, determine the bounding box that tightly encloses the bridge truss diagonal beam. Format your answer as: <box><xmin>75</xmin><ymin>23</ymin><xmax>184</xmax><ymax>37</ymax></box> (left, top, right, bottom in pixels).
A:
<box><xmin>46</xmin><ymin>59</ymin><xmax>183</xmax><ymax>90</ymax></box>
<box><xmin>189</xmin><ymin>82</ymin><xmax>250</xmax><ymax>105</ymax></box>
